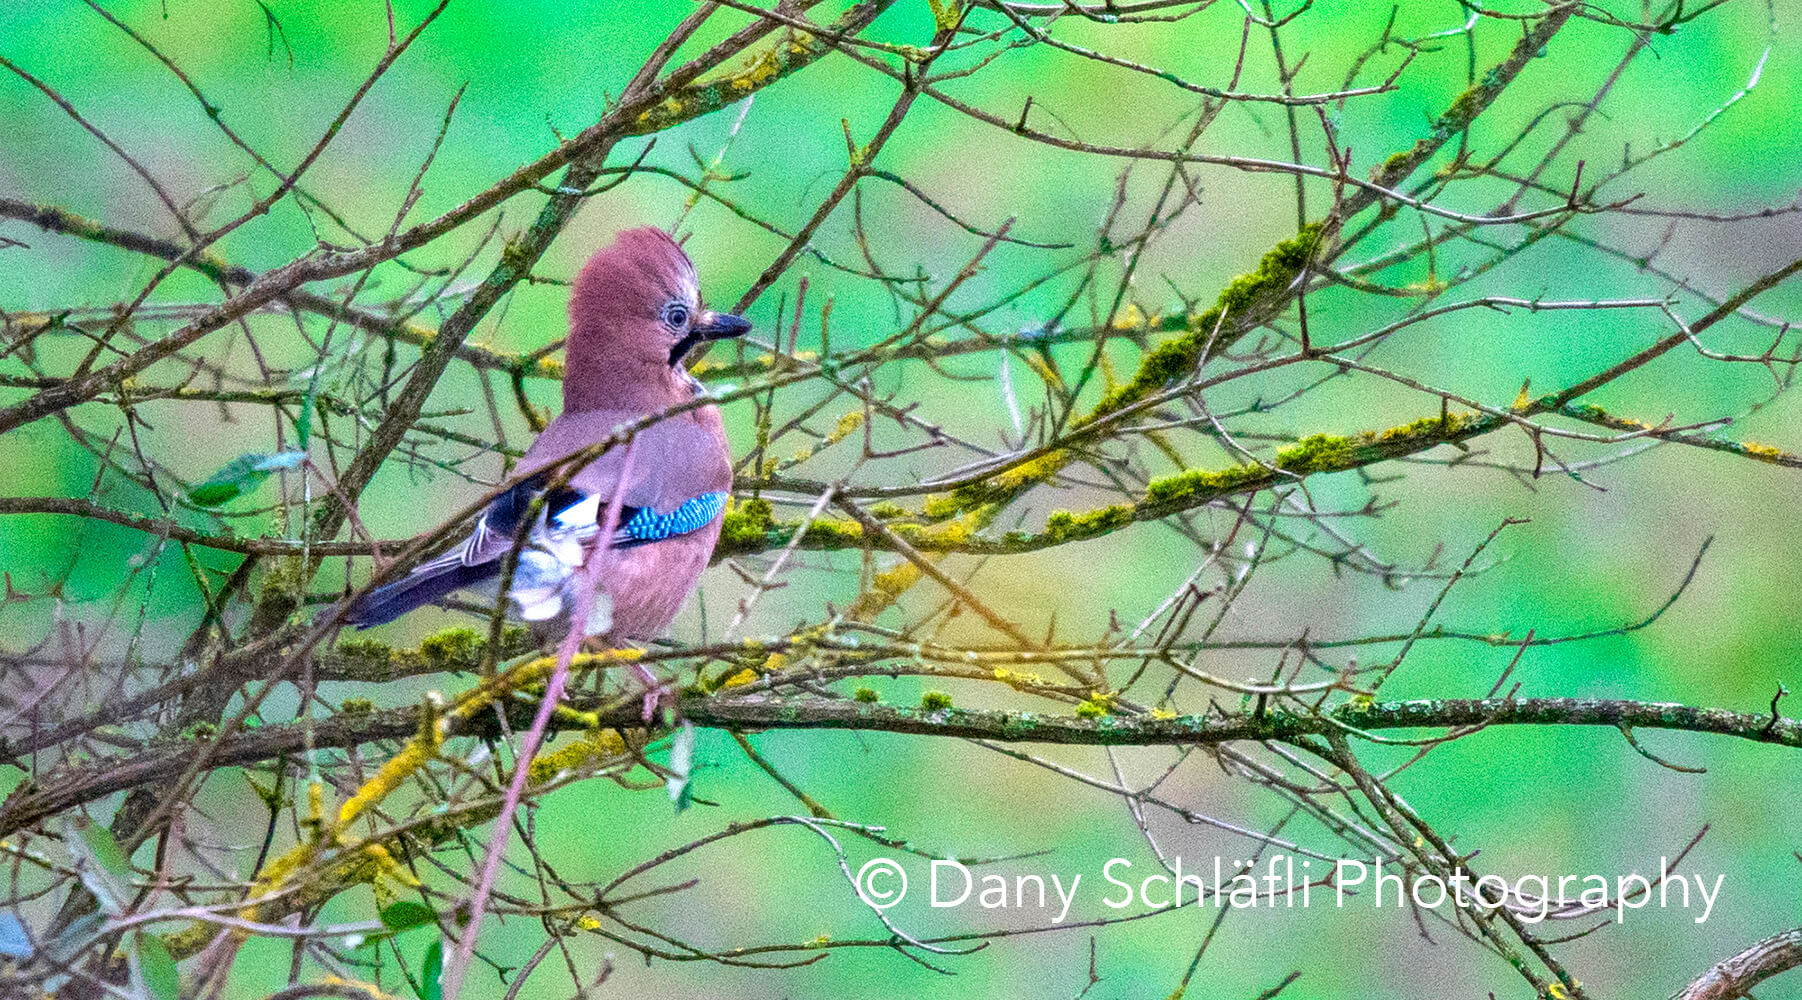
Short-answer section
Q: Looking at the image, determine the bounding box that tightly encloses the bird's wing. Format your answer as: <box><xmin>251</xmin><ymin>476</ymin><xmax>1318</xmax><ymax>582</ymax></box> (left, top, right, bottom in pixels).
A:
<box><xmin>343</xmin><ymin>409</ymin><xmax>730</xmax><ymax>629</ymax></box>
<box><xmin>341</xmin><ymin>484</ymin><xmax>547</xmax><ymax>627</ymax></box>
<box><xmin>464</xmin><ymin>408</ymin><xmax>732</xmax><ymax>561</ymax></box>
<box><xmin>457</xmin><ymin>473</ymin><xmax>581</xmax><ymax>567</ymax></box>
<box><xmin>547</xmin><ymin>489</ymin><xmax>729</xmax><ymax>546</ymax></box>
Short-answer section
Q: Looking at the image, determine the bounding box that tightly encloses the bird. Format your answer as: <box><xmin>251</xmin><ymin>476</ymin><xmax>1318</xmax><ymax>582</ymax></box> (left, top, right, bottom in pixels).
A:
<box><xmin>343</xmin><ymin>226</ymin><xmax>750</xmax><ymax>647</ymax></box>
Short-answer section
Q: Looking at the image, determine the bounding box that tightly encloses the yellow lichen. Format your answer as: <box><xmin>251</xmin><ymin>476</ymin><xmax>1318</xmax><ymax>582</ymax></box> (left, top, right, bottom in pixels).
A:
<box><xmin>337</xmin><ymin>727</ymin><xmax>437</xmax><ymax>827</ymax></box>
<box><xmin>824</xmin><ymin>410</ymin><xmax>864</xmax><ymax>444</ymax></box>
<box><xmin>992</xmin><ymin>667</ymin><xmax>1046</xmax><ymax>690</ymax></box>
<box><xmin>730</xmin><ymin>46</ymin><xmax>784</xmax><ymax>91</ymax></box>
<box><xmin>1074</xmin><ymin>691</ymin><xmax>1116</xmax><ymax>719</ymax></box>
<box><xmin>526</xmin><ymin>729</ymin><xmax>627</xmax><ymax>784</ymax></box>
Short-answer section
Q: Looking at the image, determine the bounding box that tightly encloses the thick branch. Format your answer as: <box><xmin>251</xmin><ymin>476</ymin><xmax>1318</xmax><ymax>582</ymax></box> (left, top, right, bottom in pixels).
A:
<box><xmin>1677</xmin><ymin>927</ymin><xmax>1802</xmax><ymax>1000</ymax></box>
<box><xmin>4</xmin><ymin>694</ymin><xmax>1793</xmax><ymax>838</ymax></box>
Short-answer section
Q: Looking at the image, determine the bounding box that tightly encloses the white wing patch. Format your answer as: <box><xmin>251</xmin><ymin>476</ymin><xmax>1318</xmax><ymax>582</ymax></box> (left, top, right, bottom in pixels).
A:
<box><xmin>551</xmin><ymin>494</ymin><xmax>601</xmax><ymax>530</ymax></box>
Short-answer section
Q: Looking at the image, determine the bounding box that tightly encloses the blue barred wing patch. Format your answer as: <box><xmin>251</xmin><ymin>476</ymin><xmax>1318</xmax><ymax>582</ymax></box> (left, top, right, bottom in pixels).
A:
<box><xmin>620</xmin><ymin>491</ymin><xmax>728</xmax><ymax>543</ymax></box>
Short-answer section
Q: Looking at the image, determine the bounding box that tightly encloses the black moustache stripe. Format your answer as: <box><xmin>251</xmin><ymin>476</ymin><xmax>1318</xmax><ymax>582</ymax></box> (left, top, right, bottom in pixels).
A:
<box><xmin>667</xmin><ymin>330</ymin><xmax>704</xmax><ymax>367</ymax></box>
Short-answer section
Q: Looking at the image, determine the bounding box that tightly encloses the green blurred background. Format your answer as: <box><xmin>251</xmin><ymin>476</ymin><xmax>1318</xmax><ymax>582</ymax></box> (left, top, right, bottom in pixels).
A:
<box><xmin>4</xmin><ymin>0</ymin><xmax>1802</xmax><ymax>996</ymax></box>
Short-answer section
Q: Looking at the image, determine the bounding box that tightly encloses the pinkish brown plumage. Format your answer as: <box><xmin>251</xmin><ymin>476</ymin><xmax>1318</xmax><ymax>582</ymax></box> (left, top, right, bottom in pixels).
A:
<box><xmin>345</xmin><ymin>226</ymin><xmax>749</xmax><ymax>644</ymax></box>
<box><xmin>565</xmin><ymin>227</ymin><xmax>704</xmax><ymax>412</ymax></box>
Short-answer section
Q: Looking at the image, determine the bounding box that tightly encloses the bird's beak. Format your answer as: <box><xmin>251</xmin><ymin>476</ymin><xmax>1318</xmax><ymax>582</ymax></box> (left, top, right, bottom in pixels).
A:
<box><xmin>692</xmin><ymin>310</ymin><xmax>752</xmax><ymax>341</ymax></box>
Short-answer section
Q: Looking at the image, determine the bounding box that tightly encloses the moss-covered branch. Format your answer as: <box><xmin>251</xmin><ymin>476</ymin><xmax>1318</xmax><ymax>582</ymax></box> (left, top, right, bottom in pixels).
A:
<box><xmin>318</xmin><ymin>626</ymin><xmax>541</xmax><ymax>682</ymax></box>
<box><xmin>1557</xmin><ymin>401</ymin><xmax>1802</xmax><ymax>469</ymax></box>
<box><xmin>37</xmin><ymin>400</ymin><xmax>1774</xmax><ymax>566</ymax></box>
<box><xmin>6</xmin><ymin>690</ymin><xmax>1793</xmax><ymax>838</ymax></box>
<box><xmin>715</xmin><ymin>409</ymin><xmax>1496</xmax><ymax>557</ymax></box>
<box><xmin>1359</xmin><ymin>5</ymin><xmax>1577</xmax><ymax>214</ymax></box>
<box><xmin>905</xmin><ymin>5</ymin><xmax>1579</xmax><ymax>527</ymax></box>
<box><xmin>626</xmin><ymin>3</ymin><xmax>890</xmax><ymax>136</ymax></box>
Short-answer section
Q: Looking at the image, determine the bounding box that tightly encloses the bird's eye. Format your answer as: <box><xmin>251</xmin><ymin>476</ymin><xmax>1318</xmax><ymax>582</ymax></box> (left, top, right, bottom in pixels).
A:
<box><xmin>662</xmin><ymin>303</ymin><xmax>691</xmax><ymax>329</ymax></box>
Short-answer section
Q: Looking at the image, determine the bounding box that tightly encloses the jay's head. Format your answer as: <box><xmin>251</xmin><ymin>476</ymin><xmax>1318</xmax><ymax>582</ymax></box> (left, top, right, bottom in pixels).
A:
<box><xmin>564</xmin><ymin>226</ymin><xmax>751</xmax><ymax>411</ymax></box>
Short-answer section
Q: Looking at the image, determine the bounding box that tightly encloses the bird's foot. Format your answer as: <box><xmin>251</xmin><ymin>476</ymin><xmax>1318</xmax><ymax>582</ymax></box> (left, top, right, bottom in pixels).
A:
<box><xmin>640</xmin><ymin>684</ymin><xmax>676</xmax><ymax>724</ymax></box>
<box><xmin>630</xmin><ymin>660</ymin><xmax>675</xmax><ymax>724</ymax></box>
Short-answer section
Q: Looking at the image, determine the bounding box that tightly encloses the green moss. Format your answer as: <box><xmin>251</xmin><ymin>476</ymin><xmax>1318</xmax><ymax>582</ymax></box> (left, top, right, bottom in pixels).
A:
<box><xmin>1074</xmin><ymin>698</ymin><xmax>1110</xmax><ymax>719</ymax></box>
<box><xmin>715</xmin><ymin>497</ymin><xmax>867</xmax><ymax>552</ymax></box>
<box><xmin>1144</xmin><ymin>463</ymin><xmax>1264</xmax><ymax>505</ymax></box>
<box><xmin>1211</xmin><ymin>224</ymin><xmax>1323</xmax><ymax>318</ymax></box>
<box><xmin>1435</xmin><ymin>83</ymin><xmax>1486</xmax><ymax>134</ymax></box>
<box><xmin>630</xmin><ymin>28</ymin><xmax>826</xmax><ymax>135</ymax></box>
<box><xmin>498</xmin><ymin>232</ymin><xmax>534</xmax><ymax>276</ymax></box>
<box><xmin>329</xmin><ymin>627</ymin><xmax>528</xmax><ymax>680</ymax></box>
<box><xmin>339</xmin><ymin>697</ymin><xmax>376</xmax><ymax>713</ymax></box>
<box><xmin>893</xmin><ymin>513</ymin><xmax>976</xmax><ymax>550</ymax></box>
<box><xmin>1088</xmin><ymin>223</ymin><xmax>1322</xmax><ymax>420</ymax></box>
<box><xmin>853</xmin><ymin>687</ymin><xmax>881</xmax><ymax>703</ymax></box>
<box><xmin>250</xmin><ymin>556</ymin><xmax>306</xmax><ymax>633</ymax></box>
<box><xmin>868</xmin><ymin>501</ymin><xmax>908</xmax><ymax>519</ymax></box>
<box><xmin>1274</xmin><ymin>433</ymin><xmax>1358</xmax><ymax>473</ymax></box>
<box><xmin>920</xmin><ymin>690</ymin><xmax>953</xmax><ymax>711</ymax></box>
<box><xmin>1375</xmin><ymin>412</ymin><xmax>1473</xmax><ymax>443</ymax></box>
<box><xmin>910</xmin><ymin>219</ymin><xmax>1334</xmax><ymax>525</ymax></box>
<box><xmin>419</xmin><ymin>627</ymin><xmax>484</xmax><ymax>670</ymax></box>
<box><xmin>718</xmin><ymin>497</ymin><xmax>776</xmax><ymax>548</ymax></box>
<box><xmin>1274</xmin><ymin>416</ymin><xmax>1478</xmax><ymax>475</ymax></box>
<box><xmin>1133</xmin><ymin>412</ymin><xmax>1480</xmax><ymax>512</ymax></box>
<box><xmin>924</xmin><ymin>452</ymin><xmax>1067</xmax><ymax>519</ymax></box>
<box><xmin>866</xmin><ymin>562</ymin><xmax>920</xmax><ymax>601</ymax></box>
<box><xmin>335</xmin><ymin>637</ymin><xmax>392</xmax><ymax>666</ymax></box>
<box><xmin>805</xmin><ymin>517</ymin><xmax>865</xmax><ymax>545</ymax></box>
<box><xmin>1043</xmin><ymin>505</ymin><xmax>1134</xmax><ymax>542</ymax></box>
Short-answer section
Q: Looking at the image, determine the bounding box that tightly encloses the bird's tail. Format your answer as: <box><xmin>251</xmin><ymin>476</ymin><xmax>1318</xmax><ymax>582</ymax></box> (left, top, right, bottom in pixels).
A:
<box><xmin>343</xmin><ymin>559</ymin><xmax>496</xmax><ymax>628</ymax></box>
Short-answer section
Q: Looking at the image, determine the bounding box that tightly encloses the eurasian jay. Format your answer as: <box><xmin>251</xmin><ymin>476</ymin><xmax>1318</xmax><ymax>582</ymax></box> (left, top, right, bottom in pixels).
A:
<box><xmin>344</xmin><ymin>227</ymin><xmax>749</xmax><ymax>644</ymax></box>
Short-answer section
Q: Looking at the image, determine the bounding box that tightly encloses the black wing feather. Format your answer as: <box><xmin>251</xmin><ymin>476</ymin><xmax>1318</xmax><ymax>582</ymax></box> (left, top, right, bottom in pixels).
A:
<box><xmin>342</xmin><ymin>475</ymin><xmax>649</xmax><ymax>627</ymax></box>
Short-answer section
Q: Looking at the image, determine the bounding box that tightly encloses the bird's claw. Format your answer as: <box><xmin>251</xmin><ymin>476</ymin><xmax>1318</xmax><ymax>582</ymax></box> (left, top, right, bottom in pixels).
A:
<box><xmin>630</xmin><ymin>660</ymin><xmax>675</xmax><ymax>724</ymax></box>
<box><xmin>639</xmin><ymin>682</ymin><xmax>676</xmax><ymax>724</ymax></box>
